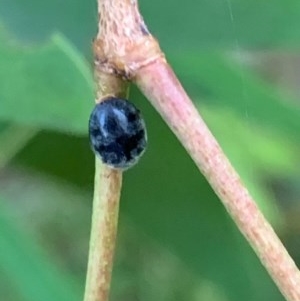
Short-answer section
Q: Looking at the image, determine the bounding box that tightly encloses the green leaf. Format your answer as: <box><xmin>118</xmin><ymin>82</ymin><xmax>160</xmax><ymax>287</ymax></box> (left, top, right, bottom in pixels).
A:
<box><xmin>0</xmin><ymin>124</ymin><xmax>38</xmax><ymax>169</ymax></box>
<box><xmin>170</xmin><ymin>52</ymin><xmax>300</xmax><ymax>140</ymax></box>
<box><xmin>0</xmin><ymin>199</ymin><xmax>82</xmax><ymax>301</ymax></box>
<box><xmin>0</xmin><ymin>0</ymin><xmax>97</xmax><ymax>55</ymax></box>
<box><xmin>1</xmin><ymin>0</ymin><xmax>300</xmax><ymax>53</ymax></box>
<box><xmin>141</xmin><ymin>0</ymin><xmax>300</xmax><ymax>50</ymax></box>
<box><xmin>0</xmin><ymin>26</ymin><xmax>94</xmax><ymax>134</ymax></box>
<box><xmin>198</xmin><ymin>105</ymin><xmax>298</xmax><ymax>224</ymax></box>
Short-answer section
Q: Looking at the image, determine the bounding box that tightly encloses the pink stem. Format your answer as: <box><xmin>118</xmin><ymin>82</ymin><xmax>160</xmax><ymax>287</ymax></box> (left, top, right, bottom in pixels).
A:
<box><xmin>135</xmin><ymin>59</ymin><xmax>300</xmax><ymax>301</ymax></box>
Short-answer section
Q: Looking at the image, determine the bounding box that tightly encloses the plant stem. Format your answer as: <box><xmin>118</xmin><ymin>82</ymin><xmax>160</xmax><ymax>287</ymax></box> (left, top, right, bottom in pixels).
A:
<box><xmin>85</xmin><ymin>0</ymin><xmax>300</xmax><ymax>300</ymax></box>
<box><xmin>84</xmin><ymin>18</ymin><xmax>129</xmax><ymax>301</ymax></box>
<box><xmin>84</xmin><ymin>162</ymin><xmax>122</xmax><ymax>301</ymax></box>
<box><xmin>135</xmin><ymin>59</ymin><xmax>300</xmax><ymax>301</ymax></box>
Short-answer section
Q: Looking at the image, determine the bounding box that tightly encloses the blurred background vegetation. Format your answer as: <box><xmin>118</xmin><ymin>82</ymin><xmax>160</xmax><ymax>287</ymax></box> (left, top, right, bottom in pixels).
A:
<box><xmin>0</xmin><ymin>0</ymin><xmax>300</xmax><ymax>300</ymax></box>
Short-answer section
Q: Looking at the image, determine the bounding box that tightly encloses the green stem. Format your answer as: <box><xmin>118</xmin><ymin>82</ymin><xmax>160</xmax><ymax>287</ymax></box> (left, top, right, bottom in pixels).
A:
<box><xmin>84</xmin><ymin>161</ymin><xmax>122</xmax><ymax>301</ymax></box>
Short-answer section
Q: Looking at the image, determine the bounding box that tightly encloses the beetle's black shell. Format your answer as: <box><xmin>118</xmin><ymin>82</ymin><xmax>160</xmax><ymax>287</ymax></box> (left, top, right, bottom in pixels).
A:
<box><xmin>89</xmin><ymin>97</ymin><xmax>147</xmax><ymax>169</ymax></box>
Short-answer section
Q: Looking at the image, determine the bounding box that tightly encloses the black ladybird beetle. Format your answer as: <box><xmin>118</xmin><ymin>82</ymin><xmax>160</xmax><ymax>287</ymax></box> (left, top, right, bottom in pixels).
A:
<box><xmin>89</xmin><ymin>97</ymin><xmax>147</xmax><ymax>170</ymax></box>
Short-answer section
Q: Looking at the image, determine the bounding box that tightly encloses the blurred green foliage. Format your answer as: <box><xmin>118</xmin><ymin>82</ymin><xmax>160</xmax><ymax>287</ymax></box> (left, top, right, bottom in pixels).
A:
<box><xmin>0</xmin><ymin>0</ymin><xmax>300</xmax><ymax>300</ymax></box>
